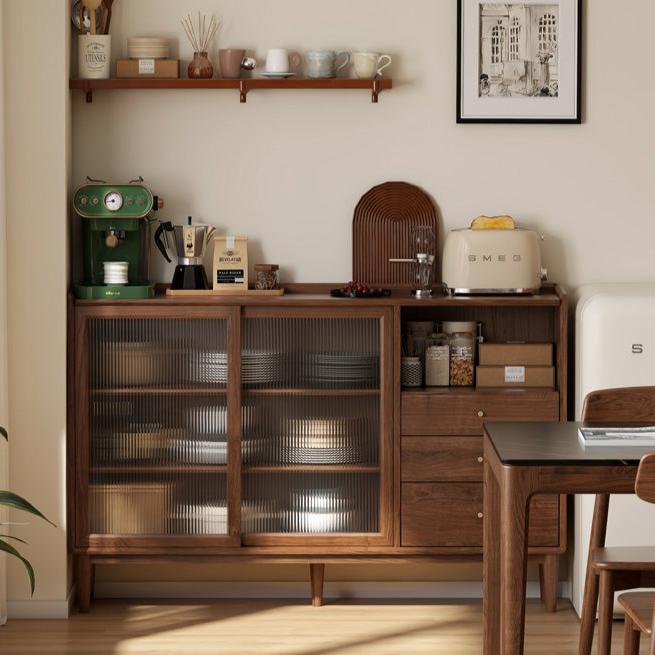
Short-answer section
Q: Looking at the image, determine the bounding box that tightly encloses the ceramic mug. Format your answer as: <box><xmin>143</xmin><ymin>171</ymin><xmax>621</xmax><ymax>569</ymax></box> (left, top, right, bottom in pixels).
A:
<box><xmin>219</xmin><ymin>49</ymin><xmax>257</xmax><ymax>79</ymax></box>
<box><xmin>352</xmin><ymin>52</ymin><xmax>392</xmax><ymax>79</ymax></box>
<box><xmin>265</xmin><ymin>49</ymin><xmax>302</xmax><ymax>74</ymax></box>
<box><xmin>305</xmin><ymin>50</ymin><xmax>351</xmax><ymax>79</ymax></box>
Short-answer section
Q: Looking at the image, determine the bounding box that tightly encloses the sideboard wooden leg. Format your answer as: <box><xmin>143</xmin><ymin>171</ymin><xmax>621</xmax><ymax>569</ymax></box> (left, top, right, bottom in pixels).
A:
<box><xmin>310</xmin><ymin>564</ymin><xmax>325</xmax><ymax>607</ymax></box>
<box><xmin>541</xmin><ymin>554</ymin><xmax>558</xmax><ymax>612</ymax></box>
<box><xmin>76</xmin><ymin>555</ymin><xmax>92</xmax><ymax>613</ymax></box>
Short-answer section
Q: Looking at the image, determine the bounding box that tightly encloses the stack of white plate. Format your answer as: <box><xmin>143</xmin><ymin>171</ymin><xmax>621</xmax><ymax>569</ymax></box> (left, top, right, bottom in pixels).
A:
<box><xmin>306</xmin><ymin>352</ymin><xmax>378</xmax><ymax>388</ymax></box>
<box><xmin>103</xmin><ymin>261</ymin><xmax>129</xmax><ymax>285</ymax></box>
<box><xmin>127</xmin><ymin>37</ymin><xmax>170</xmax><ymax>60</ymax></box>
<box><xmin>192</xmin><ymin>350</ymin><xmax>282</xmax><ymax>386</ymax></box>
<box><xmin>165</xmin><ymin>438</ymin><xmax>227</xmax><ymax>465</ymax></box>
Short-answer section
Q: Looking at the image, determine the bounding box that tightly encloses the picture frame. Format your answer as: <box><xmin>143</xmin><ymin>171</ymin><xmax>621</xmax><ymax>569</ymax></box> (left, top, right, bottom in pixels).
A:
<box><xmin>457</xmin><ymin>0</ymin><xmax>582</xmax><ymax>123</ymax></box>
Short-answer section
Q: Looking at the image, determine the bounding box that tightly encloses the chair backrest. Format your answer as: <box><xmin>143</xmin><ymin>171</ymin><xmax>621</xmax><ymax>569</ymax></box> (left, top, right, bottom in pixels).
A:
<box><xmin>582</xmin><ymin>387</ymin><xmax>655</xmax><ymax>424</ymax></box>
<box><xmin>636</xmin><ymin>453</ymin><xmax>655</xmax><ymax>504</ymax></box>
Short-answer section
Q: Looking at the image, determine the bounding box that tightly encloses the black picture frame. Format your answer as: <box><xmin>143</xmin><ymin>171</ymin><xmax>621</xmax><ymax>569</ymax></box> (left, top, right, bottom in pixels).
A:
<box><xmin>456</xmin><ymin>0</ymin><xmax>582</xmax><ymax>124</ymax></box>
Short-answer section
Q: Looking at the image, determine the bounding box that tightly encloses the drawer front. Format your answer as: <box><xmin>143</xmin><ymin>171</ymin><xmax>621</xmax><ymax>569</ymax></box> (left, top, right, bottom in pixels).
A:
<box><xmin>401</xmin><ymin>390</ymin><xmax>559</xmax><ymax>436</ymax></box>
<box><xmin>401</xmin><ymin>483</ymin><xmax>560</xmax><ymax>548</ymax></box>
<box><xmin>402</xmin><ymin>437</ymin><xmax>483</xmax><ymax>482</ymax></box>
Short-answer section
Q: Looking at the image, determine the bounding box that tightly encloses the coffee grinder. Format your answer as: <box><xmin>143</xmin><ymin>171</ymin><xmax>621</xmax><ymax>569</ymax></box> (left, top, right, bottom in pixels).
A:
<box><xmin>73</xmin><ymin>178</ymin><xmax>164</xmax><ymax>300</ymax></box>
<box><xmin>389</xmin><ymin>225</ymin><xmax>437</xmax><ymax>298</ymax></box>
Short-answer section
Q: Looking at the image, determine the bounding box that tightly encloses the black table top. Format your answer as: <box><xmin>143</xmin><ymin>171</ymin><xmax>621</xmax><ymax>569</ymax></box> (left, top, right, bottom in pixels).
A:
<box><xmin>484</xmin><ymin>422</ymin><xmax>655</xmax><ymax>466</ymax></box>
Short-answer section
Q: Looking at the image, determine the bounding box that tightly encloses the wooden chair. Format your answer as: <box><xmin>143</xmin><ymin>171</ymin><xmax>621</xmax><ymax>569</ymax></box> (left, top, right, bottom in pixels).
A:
<box><xmin>616</xmin><ymin>453</ymin><xmax>655</xmax><ymax>655</ymax></box>
<box><xmin>579</xmin><ymin>387</ymin><xmax>655</xmax><ymax>655</ymax></box>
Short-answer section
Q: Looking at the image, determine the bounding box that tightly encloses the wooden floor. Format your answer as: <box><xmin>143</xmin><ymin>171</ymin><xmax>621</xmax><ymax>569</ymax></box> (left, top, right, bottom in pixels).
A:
<box><xmin>0</xmin><ymin>599</ymin><xmax>649</xmax><ymax>654</ymax></box>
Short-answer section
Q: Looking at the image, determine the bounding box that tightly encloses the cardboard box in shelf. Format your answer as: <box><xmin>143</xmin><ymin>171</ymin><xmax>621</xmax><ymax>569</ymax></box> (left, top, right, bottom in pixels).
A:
<box><xmin>478</xmin><ymin>342</ymin><xmax>553</xmax><ymax>367</ymax></box>
<box><xmin>116</xmin><ymin>59</ymin><xmax>180</xmax><ymax>79</ymax></box>
<box><xmin>476</xmin><ymin>365</ymin><xmax>555</xmax><ymax>389</ymax></box>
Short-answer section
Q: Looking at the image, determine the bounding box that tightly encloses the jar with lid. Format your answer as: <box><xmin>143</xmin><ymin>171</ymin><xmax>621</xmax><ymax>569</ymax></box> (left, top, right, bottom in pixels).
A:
<box><xmin>254</xmin><ymin>265</ymin><xmax>280</xmax><ymax>291</ymax></box>
<box><xmin>424</xmin><ymin>333</ymin><xmax>450</xmax><ymax>387</ymax></box>
<box><xmin>450</xmin><ymin>332</ymin><xmax>475</xmax><ymax>386</ymax></box>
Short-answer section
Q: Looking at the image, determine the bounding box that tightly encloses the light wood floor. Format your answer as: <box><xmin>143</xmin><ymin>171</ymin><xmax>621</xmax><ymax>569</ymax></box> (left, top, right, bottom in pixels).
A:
<box><xmin>0</xmin><ymin>599</ymin><xmax>649</xmax><ymax>654</ymax></box>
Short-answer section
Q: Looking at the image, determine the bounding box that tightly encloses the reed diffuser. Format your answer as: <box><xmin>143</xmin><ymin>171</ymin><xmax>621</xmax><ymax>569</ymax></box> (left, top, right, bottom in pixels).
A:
<box><xmin>181</xmin><ymin>12</ymin><xmax>220</xmax><ymax>79</ymax></box>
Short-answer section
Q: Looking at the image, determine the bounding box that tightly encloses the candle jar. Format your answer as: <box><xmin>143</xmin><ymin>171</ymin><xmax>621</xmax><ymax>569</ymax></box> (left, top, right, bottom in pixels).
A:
<box><xmin>188</xmin><ymin>52</ymin><xmax>214</xmax><ymax>79</ymax></box>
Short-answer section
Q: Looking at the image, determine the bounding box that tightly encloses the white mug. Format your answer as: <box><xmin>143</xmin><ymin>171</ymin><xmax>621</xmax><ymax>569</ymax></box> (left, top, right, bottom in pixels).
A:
<box><xmin>352</xmin><ymin>52</ymin><xmax>392</xmax><ymax>80</ymax></box>
<box><xmin>265</xmin><ymin>49</ymin><xmax>302</xmax><ymax>74</ymax></box>
<box><xmin>305</xmin><ymin>50</ymin><xmax>351</xmax><ymax>79</ymax></box>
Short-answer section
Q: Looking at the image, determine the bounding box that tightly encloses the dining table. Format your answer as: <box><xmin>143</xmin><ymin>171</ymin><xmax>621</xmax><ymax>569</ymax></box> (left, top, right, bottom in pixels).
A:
<box><xmin>483</xmin><ymin>421</ymin><xmax>655</xmax><ymax>655</ymax></box>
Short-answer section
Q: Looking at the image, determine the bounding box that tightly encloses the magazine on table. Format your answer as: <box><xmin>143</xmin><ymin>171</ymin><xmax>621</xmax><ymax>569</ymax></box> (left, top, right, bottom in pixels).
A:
<box><xmin>578</xmin><ymin>426</ymin><xmax>655</xmax><ymax>448</ymax></box>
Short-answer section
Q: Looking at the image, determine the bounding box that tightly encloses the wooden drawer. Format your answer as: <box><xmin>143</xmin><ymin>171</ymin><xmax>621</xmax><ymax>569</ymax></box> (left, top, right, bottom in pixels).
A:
<box><xmin>401</xmin><ymin>390</ymin><xmax>559</xmax><ymax>436</ymax></box>
<box><xmin>402</xmin><ymin>437</ymin><xmax>483</xmax><ymax>482</ymax></box>
<box><xmin>401</xmin><ymin>483</ymin><xmax>560</xmax><ymax>548</ymax></box>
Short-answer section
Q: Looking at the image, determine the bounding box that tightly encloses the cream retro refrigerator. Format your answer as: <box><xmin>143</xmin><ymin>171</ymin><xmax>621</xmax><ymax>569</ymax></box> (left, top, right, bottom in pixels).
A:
<box><xmin>573</xmin><ymin>285</ymin><xmax>655</xmax><ymax>616</ymax></box>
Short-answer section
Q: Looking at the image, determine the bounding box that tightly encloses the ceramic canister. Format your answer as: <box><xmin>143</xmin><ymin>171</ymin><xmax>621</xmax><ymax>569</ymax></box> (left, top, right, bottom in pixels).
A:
<box><xmin>79</xmin><ymin>34</ymin><xmax>111</xmax><ymax>79</ymax></box>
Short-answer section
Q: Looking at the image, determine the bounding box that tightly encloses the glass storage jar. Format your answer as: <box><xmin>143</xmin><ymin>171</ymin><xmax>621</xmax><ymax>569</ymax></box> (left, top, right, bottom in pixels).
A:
<box><xmin>254</xmin><ymin>265</ymin><xmax>280</xmax><ymax>291</ymax></box>
<box><xmin>450</xmin><ymin>332</ymin><xmax>475</xmax><ymax>386</ymax></box>
<box><xmin>424</xmin><ymin>333</ymin><xmax>450</xmax><ymax>387</ymax></box>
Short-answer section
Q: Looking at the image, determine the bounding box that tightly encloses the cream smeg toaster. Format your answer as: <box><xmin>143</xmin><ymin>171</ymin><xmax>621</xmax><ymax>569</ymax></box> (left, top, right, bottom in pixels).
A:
<box><xmin>442</xmin><ymin>228</ymin><xmax>547</xmax><ymax>295</ymax></box>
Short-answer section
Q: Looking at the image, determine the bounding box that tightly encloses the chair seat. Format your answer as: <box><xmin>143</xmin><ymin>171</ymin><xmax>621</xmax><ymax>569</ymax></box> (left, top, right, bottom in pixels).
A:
<box><xmin>618</xmin><ymin>592</ymin><xmax>655</xmax><ymax>635</ymax></box>
<box><xmin>592</xmin><ymin>547</ymin><xmax>655</xmax><ymax>570</ymax></box>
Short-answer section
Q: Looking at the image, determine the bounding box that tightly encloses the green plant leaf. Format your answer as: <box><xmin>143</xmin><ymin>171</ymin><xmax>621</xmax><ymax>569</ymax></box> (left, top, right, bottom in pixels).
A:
<box><xmin>0</xmin><ymin>534</ymin><xmax>27</xmax><ymax>544</ymax></box>
<box><xmin>0</xmin><ymin>426</ymin><xmax>6</xmax><ymax>441</ymax></box>
<box><xmin>0</xmin><ymin>491</ymin><xmax>56</xmax><ymax>527</ymax></box>
<box><xmin>0</xmin><ymin>539</ymin><xmax>34</xmax><ymax>595</ymax></box>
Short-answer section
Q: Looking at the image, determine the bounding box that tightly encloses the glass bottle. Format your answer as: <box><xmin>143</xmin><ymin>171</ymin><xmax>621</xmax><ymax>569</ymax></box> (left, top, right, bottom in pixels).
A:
<box><xmin>424</xmin><ymin>333</ymin><xmax>450</xmax><ymax>387</ymax></box>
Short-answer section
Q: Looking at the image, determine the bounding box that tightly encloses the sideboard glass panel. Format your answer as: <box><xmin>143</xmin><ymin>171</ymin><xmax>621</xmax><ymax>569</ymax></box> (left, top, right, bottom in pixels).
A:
<box><xmin>88</xmin><ymin>319</ymin><xmax>229</xmax><ymax>536</ymax></box>
<box><xmin>241</xmin><ymin>316</ymin><xmax>382</xmax><ymax>535</ymax></box>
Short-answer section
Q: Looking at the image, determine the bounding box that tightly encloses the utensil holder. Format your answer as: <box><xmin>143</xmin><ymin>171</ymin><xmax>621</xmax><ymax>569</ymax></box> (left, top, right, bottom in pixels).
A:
<box><xmin>78</xmin><ymin>34</ymin><xmax>111</xmax><ymax>79</ymax></box>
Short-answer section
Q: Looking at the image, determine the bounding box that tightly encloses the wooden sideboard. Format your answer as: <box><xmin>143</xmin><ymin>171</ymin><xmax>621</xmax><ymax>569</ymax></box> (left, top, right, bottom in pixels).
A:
<box><xmin>68</xmin><ymin>284</ymin><xmax>568</xmax><ymax>611</ymax></box>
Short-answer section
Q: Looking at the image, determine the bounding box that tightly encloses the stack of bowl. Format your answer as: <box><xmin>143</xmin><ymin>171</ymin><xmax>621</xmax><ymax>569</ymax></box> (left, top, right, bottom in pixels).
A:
<box><xmin>103</xmin><ymin>262</ymin><xmax>129</xmax><ymax>286</ymax></box>
<box><xmin>127</xmin><ymin>37</ymin><xmax>170</xmax><ymax>59</ymax></box>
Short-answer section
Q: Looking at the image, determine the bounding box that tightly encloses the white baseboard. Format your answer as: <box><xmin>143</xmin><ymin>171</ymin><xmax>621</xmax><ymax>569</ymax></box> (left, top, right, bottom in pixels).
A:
<box><xmin>7</xmin><ymin>587</ymin><xmax>73</xmax><ymax>619</ymax></box>
<box><xmin>97</xmin><ymin>580</ymin><xmax>571</xmax><ymax>601</ymax></box>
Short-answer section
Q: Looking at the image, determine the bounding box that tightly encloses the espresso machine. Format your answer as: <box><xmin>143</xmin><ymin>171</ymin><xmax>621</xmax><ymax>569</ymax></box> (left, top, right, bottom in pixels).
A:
<box><xmin>155</xmin><ymin>216</ymin><xmax>216</xmax><ymax>290</ymax></box>
<box><xmin>73</xmin><ymin>178</ymin><xmax>164</xmax><ymax>300</ymax></box>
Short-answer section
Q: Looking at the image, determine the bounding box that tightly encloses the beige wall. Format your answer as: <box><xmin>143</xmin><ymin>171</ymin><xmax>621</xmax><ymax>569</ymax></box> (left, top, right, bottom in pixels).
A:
<box><xmin>69</xmin><ymin>0</ymin><xmax>655</xmax><ymax>590</ymax></box>
<box><xmin>4</xmin><ymin>0</ymin><xmax>70</xmax><ymax>617</ymax></box>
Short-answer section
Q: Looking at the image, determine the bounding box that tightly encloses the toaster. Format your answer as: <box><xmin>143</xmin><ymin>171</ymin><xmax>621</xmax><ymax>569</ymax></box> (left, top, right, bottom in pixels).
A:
<box><xmin>442</xmin><ymin>228</ymin><xmax>547</xmax><ymax>295</ymax></box>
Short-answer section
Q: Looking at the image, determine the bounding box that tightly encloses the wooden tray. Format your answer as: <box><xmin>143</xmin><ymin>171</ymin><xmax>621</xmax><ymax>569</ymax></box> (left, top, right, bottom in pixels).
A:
<box><xmin>166</xmin><ymin>288</ymin><xmax>286</xmax><ymax>297</ymax></box>
<box><xmin>353</xmin><ymin>181</ymin><xmax>438</xmax><ymax>287</ymax></box>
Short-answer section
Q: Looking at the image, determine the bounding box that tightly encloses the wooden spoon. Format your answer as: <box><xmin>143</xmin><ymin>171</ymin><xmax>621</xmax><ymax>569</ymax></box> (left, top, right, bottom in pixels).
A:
<box><xmin>102</xmin><ymin>0</ymin><xmax>114</xmax><ymax>35</ymax></box>
<box><xmin>82</xmin><ymin>0</ymin><xmax>102</xmax><ymax>35</ymax></box>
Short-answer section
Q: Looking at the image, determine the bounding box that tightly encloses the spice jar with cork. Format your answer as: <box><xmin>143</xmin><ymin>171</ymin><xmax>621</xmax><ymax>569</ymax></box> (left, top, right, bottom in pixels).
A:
<box><xmin>254</xmin><ymin>264</ymin><xmax>280</xmax><ymax>291</ymax></box>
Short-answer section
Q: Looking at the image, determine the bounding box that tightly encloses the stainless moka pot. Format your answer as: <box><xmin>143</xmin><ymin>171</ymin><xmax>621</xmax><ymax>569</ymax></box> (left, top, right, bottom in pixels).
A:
<box><xmin>156</xmin><ymin>216</ymin><xmax>216</xmax><ymax>290</ymax></box>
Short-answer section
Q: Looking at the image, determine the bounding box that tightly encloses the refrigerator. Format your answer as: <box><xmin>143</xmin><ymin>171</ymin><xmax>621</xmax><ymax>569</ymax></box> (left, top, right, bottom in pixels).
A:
<box><xmin>572</xmin><ymin>284</ymin><xmax>655</xmax><ymax>616</ymax></box>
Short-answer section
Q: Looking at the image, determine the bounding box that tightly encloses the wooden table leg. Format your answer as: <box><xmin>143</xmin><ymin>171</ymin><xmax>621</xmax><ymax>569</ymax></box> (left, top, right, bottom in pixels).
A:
<box><xmin>623</xmin><ymin>614</ymin><xmax>640</xmax><ymax>655</ymax></box>
<box><xmin>579</xmin><ymin>494</ymin><xmax>610</xmax><ymax>655</ymax></box>
<box><xmin>310</xmin><ymin>564</ymin><xmax>325</xmax><ymax>608</ymax></box>
<box><xmin>500</xmin><ymin>468</ymin><xmax>531</xmax><ymax>655</ymax></box>
<box><xmin>483</xmin><ymin>456</ymin><xmax>501</xmax><ymax>655</ymax></box>
<box><xmin>541</xmin><ymin>554</ymin><xmax>558</xmax><ymax>613</ymax></box>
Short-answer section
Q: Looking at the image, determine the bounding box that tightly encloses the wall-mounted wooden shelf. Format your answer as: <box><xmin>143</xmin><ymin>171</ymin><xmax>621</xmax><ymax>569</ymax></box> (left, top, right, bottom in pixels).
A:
<box><xmin>70</xmin><ymin>77</ymin><xmax>393</xmax><ymax>104</ymax></box>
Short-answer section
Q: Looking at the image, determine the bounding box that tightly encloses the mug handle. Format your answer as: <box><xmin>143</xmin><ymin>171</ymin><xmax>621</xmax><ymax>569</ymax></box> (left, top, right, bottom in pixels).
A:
<box><xmin>376</xmin><ymin>54</ymin><xmax>392</xmax><ymax>77</ymax></box>
<box><xmin>335</xmin><ymin>51</ymin><xmax>351</xmax><ymax>73</ymax></box>
<box><xmin>289</xmin><ymin>51</ymin><xmax>302</xmax><ymax>71</ymax></box>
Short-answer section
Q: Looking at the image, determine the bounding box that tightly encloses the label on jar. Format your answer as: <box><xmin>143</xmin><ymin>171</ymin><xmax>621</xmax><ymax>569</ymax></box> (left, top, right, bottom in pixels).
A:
<box><xmin>505</xmin><ymin>366</ymin><xmax>526</xmax><ymax>383</ymax></box>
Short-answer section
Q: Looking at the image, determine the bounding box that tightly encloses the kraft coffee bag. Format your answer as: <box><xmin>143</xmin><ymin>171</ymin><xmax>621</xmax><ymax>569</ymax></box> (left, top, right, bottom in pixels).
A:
<box><xmin>213</xmin><ymin>236</ymin><xmax>249</xmax><ymax>291</ymax></box>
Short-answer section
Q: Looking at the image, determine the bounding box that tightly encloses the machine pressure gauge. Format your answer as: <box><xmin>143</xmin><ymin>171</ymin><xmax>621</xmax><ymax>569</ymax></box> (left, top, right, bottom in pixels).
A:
<box><xmin>104</xmin><ymin>191</ymin><xmax>124</xmax><ymax>212</ymax></box>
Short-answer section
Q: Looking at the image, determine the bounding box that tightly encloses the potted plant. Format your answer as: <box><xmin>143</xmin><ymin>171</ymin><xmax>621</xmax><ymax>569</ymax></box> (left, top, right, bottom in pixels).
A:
<box><xmin>0</xmin><ymin>426</ymin><xmax>55</xmax><ymax>594</ymax></box>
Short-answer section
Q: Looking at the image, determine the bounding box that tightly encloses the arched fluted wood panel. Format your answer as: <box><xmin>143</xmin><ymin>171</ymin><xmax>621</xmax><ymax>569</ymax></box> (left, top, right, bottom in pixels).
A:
<box><xmin>353</xmin><ymin>181</ymin><xmax>438</xmax><ymax>286</ymax></box>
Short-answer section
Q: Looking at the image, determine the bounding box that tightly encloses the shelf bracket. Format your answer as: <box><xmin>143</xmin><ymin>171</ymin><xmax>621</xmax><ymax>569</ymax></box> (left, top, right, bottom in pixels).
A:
<box><xmin>239</xmin><ymin>80</ymin><xmax>248</xmax><ymax>104</ymax></box>
<box><xmin>83</xmin><ymin>81</ymin><xmax>93</xmax><ymax>104</ymax></box>
<box><xmin>372</xmin><ymin>78</ymin><xmax>381</xmax><ymax>104</ymax></box>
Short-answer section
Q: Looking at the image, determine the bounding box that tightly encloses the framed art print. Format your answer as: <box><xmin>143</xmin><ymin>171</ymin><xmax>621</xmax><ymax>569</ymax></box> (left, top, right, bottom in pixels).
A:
<box><xmin>457</xmin><ymin>0</ymin><xmax>582</xmax><ymax>123</ymax></box>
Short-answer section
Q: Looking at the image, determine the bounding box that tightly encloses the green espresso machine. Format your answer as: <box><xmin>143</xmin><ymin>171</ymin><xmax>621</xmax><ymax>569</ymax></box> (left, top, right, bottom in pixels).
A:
<box><xmin>74</xmin><ymin>178</ymin><xmax>164</xmax><ymax>300</ymax></box>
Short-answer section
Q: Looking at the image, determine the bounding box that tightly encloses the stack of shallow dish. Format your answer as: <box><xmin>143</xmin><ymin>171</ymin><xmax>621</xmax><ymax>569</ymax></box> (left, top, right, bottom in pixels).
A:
<box><xmin>192</xmin><ymin>350</ymin><xmax>282</xmax><ymax>386</ymax></box>
<box><xmin>169</xmin><ymin>503</ymin><xmax>227</xmax><ymax>535</ymax></box>
<box><xmin>127</xmin><ymin>37</ymin><xmax>170</xmax><ymax>59</ymax></box>
<box><xmin>165</xmin><ymin>438</ymin><xmax>227</xmax><ymax>465</ymax></box>
<box><xmin>307</xmin><ymin>352</ymin><xmax>378</xmax><ymax>388</ymax></box>
<box><xmin>283</xmin><ymin>489</ymin><xmax>355</xmax><ymax>532</ymax></box>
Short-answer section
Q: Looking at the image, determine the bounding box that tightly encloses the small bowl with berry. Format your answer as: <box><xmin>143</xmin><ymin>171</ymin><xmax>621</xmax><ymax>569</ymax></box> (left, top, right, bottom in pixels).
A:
<box><xmin>330</xmin><ymin>282</ymin><xmax>392</xmax><ymax>299</ymax></box>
